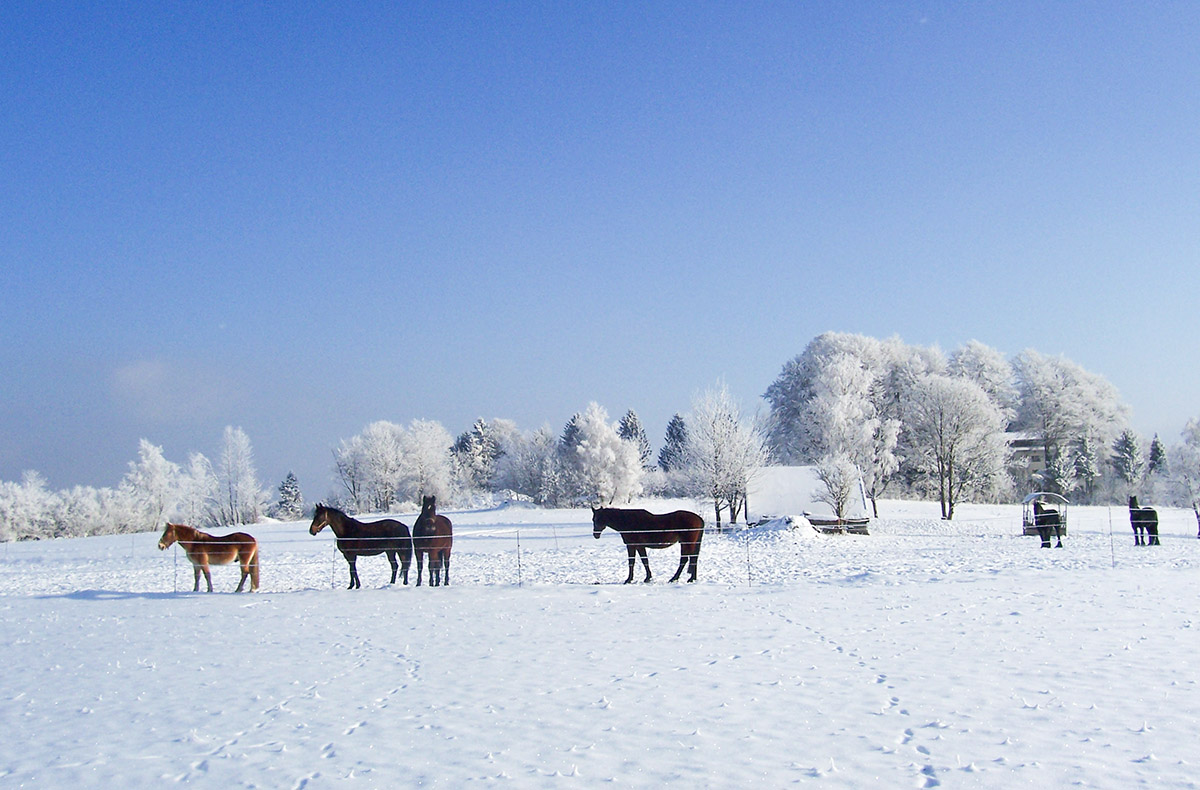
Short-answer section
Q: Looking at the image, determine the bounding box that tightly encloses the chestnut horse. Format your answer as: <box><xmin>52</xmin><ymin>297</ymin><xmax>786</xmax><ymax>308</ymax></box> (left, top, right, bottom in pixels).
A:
<box><xmin>592</xmin><ymin>507</ymin><xmax>704</xmax><ymax>583</ymax></box>
<box><xmin>1129</xmin><ymin>496</ymin><xmax>1160</xmax><ymax>546</ymax></box>
<box><xmin>158</xmin><ymin>522</ymin><xmax>259</xmax><ymax>592</ymax></box>
<box><xmin>412</xmin><ymin>495</ymin><xmax>453</xmax><ymax>587</ymax></box>
<box><xmin>309</xmin><ymin>504</ymin><xmax>413</xmax><ymax>589</ymax></box>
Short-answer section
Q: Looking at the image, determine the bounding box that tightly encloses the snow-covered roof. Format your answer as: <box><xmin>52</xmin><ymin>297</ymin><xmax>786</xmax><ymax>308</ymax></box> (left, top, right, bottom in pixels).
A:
<box><xmin>748</xmin><ymin>465</ymin><xmax>870</xmax><ymax>520</ymax></box>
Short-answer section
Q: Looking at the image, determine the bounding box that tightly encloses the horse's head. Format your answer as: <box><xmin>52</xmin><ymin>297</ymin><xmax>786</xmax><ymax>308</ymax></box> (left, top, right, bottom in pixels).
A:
<box><xmin>418</xmin><ymin>495</ymin><xmax>438</xmax><ymax>521</ymax></box>
<box><xmin>591</xmin><ymin>506</ymin><xmax>608</xmax><ymax>539</ymax></box>
<box><xmin>1129</xmin><ymin>495</ymin><xmax>1140</xmax><ymax>510</ymax></box>
<box><xmin>309</xmin><ymin>504</ymin><xmax>332</xmax><ymax>535</ymax></box>
<box><xmin>158</xmin><ymin>523</ymin><xmax>179</xmax><ymax>550</ymax></box>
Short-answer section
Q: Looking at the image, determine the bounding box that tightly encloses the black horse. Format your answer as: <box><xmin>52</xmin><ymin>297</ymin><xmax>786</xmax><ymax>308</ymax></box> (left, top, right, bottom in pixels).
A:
<box><xmin>1129</xmin><ymin>496</ymin><xmax>1160</xmax><ymax>546</ymax></box>
<box><xmin>592</xmin><ymin>507</ymin><xmax>704</xmax><ymax>583</ymax></box>
<box><xmin>309</xmin><ymin>504</ymin><xmax>413</xmax><ymax>588</ymax></box>
<box><xmin>1033</xmin><ymin>501</ymin><xmax>1064</xmax><ymax>548</ymax></box>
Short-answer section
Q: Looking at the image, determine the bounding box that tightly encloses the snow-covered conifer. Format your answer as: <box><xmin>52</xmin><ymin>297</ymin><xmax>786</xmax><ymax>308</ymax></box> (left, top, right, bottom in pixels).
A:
<box><xmin>1110</xmin><ymin>429</ymin><xmax>1144</xmax><ymax>493</ymax></box>
<box><xmin>618</xmin><ymin>410</ymin><xmax>653</xmax><ymax>470</ymax></box>
<box><xmin>658</xmin><ymin>414</ymin><xmax>688</xmax><ymax>473</ymax></box>
<box><xmin>271</xmin><ymin>472</ymin><xmax>305</xmax><ymax>520</ymax></box>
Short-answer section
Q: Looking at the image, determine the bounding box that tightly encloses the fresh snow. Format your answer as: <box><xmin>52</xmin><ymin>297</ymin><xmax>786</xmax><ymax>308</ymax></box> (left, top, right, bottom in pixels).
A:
<box><xmin>2</xmin><ymin>499</ymin><xmax>1199</xmax><ymax>788</ymax></box>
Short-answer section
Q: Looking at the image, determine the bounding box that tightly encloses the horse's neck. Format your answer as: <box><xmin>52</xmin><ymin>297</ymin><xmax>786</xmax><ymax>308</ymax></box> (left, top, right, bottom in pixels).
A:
<box><xmin>328</xmin><ymin>513</ymin><xmax>354</xmax><ymax>538</ymax></box>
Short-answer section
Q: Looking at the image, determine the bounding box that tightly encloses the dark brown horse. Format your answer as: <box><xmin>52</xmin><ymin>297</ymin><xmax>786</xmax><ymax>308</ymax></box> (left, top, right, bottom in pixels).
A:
<box><xmin>592</xmin><ymin>507</ymin><xmax>704</xmax><ymax>583</ymax></box>
<box><xmin>309</xmin><ymin>504</ymin><xmax>412</xmax><ymax>589</ymax></box>
<box><xmin>158</xmin><ymin>522</ymin><xmax>259</xmax><ymax>592</ymax></box>
<box><xmin>1033</xmin><ymin>501</ymin><xmax>1064</xmax><ymax>548</ymax></box>
<box><xmin>1129</xmin><ymin>496</ymin><xmax>1160</xmax><ymax>546</ymax></box>
<box><xmin>412</xmin><ymin>495</ymin><xmax>453</xmax><ymax>587</ymax></box>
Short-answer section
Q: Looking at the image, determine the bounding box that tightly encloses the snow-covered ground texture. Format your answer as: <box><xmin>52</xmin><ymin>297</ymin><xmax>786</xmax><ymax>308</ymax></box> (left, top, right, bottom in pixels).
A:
<box><xmin>2</xmin><ymin>499</ymin><xmax>1199</xmax><ymax>788</ymax></box>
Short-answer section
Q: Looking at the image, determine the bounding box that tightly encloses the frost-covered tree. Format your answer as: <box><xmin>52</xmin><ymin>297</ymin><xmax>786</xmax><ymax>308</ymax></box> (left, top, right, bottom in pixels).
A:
<box><xmin>214</xmin><ymin>426</ymin><xmax>264</xmax><ymax>525</ymax></box>
<box><xmin>399</xmin><ymin>419</ymin><xmax>454</xmax><ymax>504</ymax></box>
<box><xmin>333</xmin><ymin>434</ymin><xmax>369</xmax><ymax>513</ymax></box>
<box><xmin>270</xmin><ymin>472</ymin><xmax>305</xmax><ymax>520</ymax></box>
<box><xmin>763</xmin><ymin>333</ymin><xmax>925</xmax><ymax>506</ymax></box>
<box><xmin>568</xmin><ymin>403</ymin><xmax>644</xmax><ymax>505</ymax></box>
<box><xmin>493</xmin><ymin>425</ymin><xmax>567</xmax><ymax>506</ymax></box>
<box><xmin>764</xmin><ymin>333</ymin><xmax>892</xmax><ymax>464</ymax></box>
<box><xmin>658</xmin><ymin>414</ymin><xmax>688</xmax><ymax>472</ymax></box>
<box><xmin>908</xmin><ymin>374</ymin><xmax>1008</xmax><ymax>519</ymax></box>
<box><xmin>179</xmin><ymin>452</ymin><xmax>217</xmax><ymax>526</ymax></box>
<box><xmin>948</xmin><ymin>340</ymin><xmax>1018</xmax><ymax>424</ymax></box>
<box><xmin>1012</xmin><ymin>350</ymin><xmax>1130</xmax><ymax>494</ymax></box>
<box><xmin>618</xmin><ymin>410</ymin><xmax>653</xmax><ymax>470</ymax></box>
<box><xmin>0</xmin><ymin>471</ymin><xmax>56</xmax><ymax>541</ymax></box>
<box><xmin>120</xmin><ymin>439</ymin><xmax>181</xmax><ymax>531</ymax></box>
<box><xmin>1167</xmin><ymin>419</ymin><xmax>1200</xmax><ymax>536</ymax></box>
<box><xmin>814</xmin><ymin>453</ymin><xmax>861</xmax><ymax>521</ymax></box>
<box><xmin>333</xmin><ymin>421</ymin><xmax>405</xmax><ymax>513</ymax></box>
<box><xmin>683</xmin><ymin>383</ymin><xmax>769</xmax><ymax>527</ymax></box>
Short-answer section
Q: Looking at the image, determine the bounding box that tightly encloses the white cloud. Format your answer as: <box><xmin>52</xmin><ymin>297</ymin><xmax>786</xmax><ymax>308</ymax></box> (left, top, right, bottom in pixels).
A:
<box><xmin>110</xmin><ymin>359</ymin><xmax>241</xmax><ymax>423</ymax></box>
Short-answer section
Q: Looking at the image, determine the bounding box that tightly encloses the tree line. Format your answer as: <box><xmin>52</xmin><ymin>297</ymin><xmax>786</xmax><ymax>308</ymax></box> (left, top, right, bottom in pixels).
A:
<box><xmin>764</xmin><ymin>332</ymin><xmax>1197</xmax><ymax>524</ymax></box>
<box><xmin>4</xmin><ymin>332</ymin><xmax>1200</xmax><ymax>540</ymax></box>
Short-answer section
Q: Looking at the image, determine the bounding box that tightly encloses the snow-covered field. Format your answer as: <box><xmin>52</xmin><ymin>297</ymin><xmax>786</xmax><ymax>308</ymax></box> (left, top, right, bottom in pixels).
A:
<box><xmin>2</xmin><ymin>499</ymin><xmax>1199</xmax><ymax>788</ymax></box>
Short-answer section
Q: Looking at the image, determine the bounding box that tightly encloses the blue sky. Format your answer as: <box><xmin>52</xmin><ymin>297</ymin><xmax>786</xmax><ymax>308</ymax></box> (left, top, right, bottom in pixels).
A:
<box><xmin>3</xmin><ymin>2</ymin><xmax>1199</xmax><ymax>496</ymax></box>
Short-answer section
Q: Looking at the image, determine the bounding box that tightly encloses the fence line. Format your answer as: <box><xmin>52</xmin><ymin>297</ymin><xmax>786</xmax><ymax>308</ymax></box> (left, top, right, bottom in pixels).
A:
<box><xmin>4</xmin><ymin>519</ymin><xmax>1198</xmax><ymax>597</ymax></box>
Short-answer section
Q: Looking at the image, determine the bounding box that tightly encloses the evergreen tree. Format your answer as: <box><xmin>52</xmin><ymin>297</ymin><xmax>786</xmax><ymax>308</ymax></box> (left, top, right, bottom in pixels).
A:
<box><xmin>618</xmin><ymin>410</ymin><xmax>653</xmax><ymax>469</ymax></box>
<box><xmin>271</xmin><ymin>471</ymin><xmax>304</xmax><ymax>520</ymax></box>
<box><xmin>453</xmin><ymin>418</ymin><xmax>502</xmax><ymax>491</ymax></box>
<box><xmin>1148</xmin><ymin>433</ymin><xmax>1168</xmax><ymax>477</ymax></box>
<box><xmin>1073</xmin><ymin>437</ymin><xmax>1100</xmax><ymax>503</ymax></box>
<box><xmin>1111</xmin><ymin>430</ymin><xmax>1144</xmax><ymax>492</ymax></box>
<box><xmin>658</xmin><ymin>414</ymin><xmax>688</xmax><ymax>472</ymax></box>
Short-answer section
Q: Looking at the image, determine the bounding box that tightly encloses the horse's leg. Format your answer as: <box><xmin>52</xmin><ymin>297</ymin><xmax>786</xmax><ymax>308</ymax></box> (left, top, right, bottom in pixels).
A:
<box><xmin>193</xmin><ymin>564</ymin><xmax>202</xmax><ymax>592</ymax></box>
<box><xmin>639</xmin><ymin>547</ymin><xmax>652</xmax><ymax>583</ymax></box>
<box><xmin>624</xmin><ymin>545</ymin><xmax>636</xmax><ymax>584</ymax></box>
<box><xmin>1038</xmin><ymin>527</ymin><xmax>1050</xmax><ymax>548</ymax></box>
<box><xmin>401</xmin><ymin>552</ymin><xmax>410</xmax><ymax>585</ymax></box>
<box><xmin>387</xmin><ymin>550</ymin><xmax>399</xmax><ymax>584</ymax></box>
<box><xmin>1150</xmin><ymin>525</ymin><xmax>1160</xmax><ymax>546</ymax></box>
<box><xmin>202</xmin><ymin>563</ymin><xmax>213</xmax><ymax>593</ymax></box>
<box><xmin>443</xmin><ymin>551</ymin><xmax>450</xmax><ymax>586</ymax></box>
<box><xmin>347</xmin><ymin>557</ymin><xmax>359</xmax><ymax>589</ymax></box>
<box><xmin>415</xmin><ymin>550</ymin><xmax>424</xmax><ymax>587</ymax></box>
<box><xmin>669</xmin><ymin>548</ymin><xmax>687</xmax><ymax>583</ymax></box>
<box><xmin>236</xmin><ymin>561</ymin><xmax>248</xmax><ymax>592</ymax></box>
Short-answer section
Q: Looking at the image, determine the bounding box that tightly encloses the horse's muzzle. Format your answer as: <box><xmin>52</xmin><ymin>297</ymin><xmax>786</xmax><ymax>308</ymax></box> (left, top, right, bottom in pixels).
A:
<box><xmin>157</xmin><ymin>541</ymin><xmax>166</xmax><ymax>550</ymax></box>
